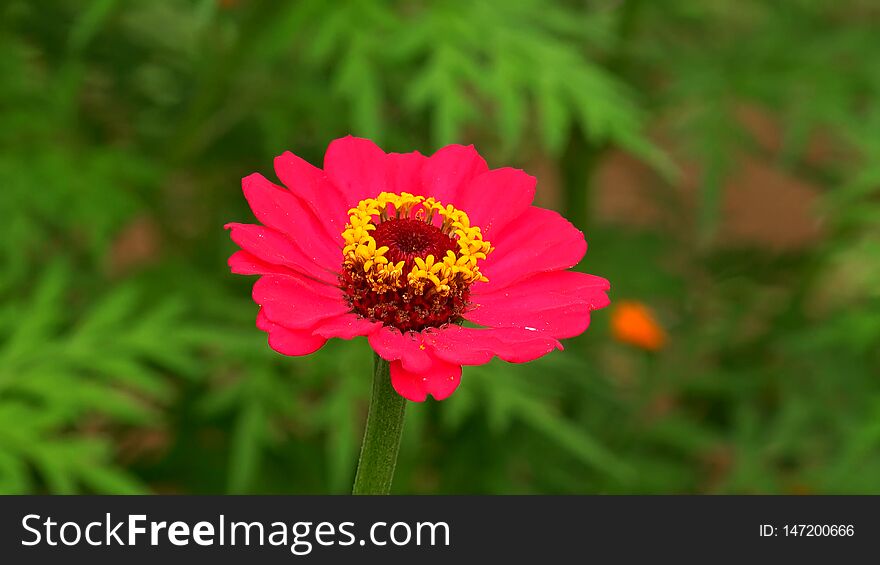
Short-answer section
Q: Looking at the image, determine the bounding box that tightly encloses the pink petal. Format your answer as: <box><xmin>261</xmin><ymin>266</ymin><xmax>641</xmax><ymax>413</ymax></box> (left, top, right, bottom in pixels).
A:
<box><xmin>419</xmin><ymin>144</ymin><xmax>488</xmax><ymax>206</ymax></box>
<box><xmin>312</xmin><ymin>313</ymin><xmax>383</xmax><ymax>340</ymax></box>
<box><xmin>241</xmin><ymin>173</ymin><xmax>341</xmax><ymax>271</ymax></box>
<box><xmin>386</xmin><ymin>151</ymin><xmax>427</xmax><ymax>194</ymax></box>
<box><xmin>228</xmin><ymin>250</ymin><xmax>299</xmax><ymax>277</ymax></box>
<box><xmin>274</xmin><ymin>151</ymin><xmax>349</xmax><ymax>240</ymax></box>
<box><xmin>425</xmin><ymin>325</ymin><xmax>561</xmax><ymax>366</ymax></box>
<box><xmin>324</xmin><ymin>136</ymin><xmax>390</xmax><ymax>207</ymax></box>
<box><xmin>256</xmin><ymin>310</ymin><xmax>327</xmax><ymax>356</ymax></box>
<box><xmin>477</xmin><ymin>206</ymin><xmax>586</xmax><ymax>292</ymax></box>
<box><xmin>368</xmin><ymin>327</ymin><xmax>433</xmax><ymax>373</ymax></box>
<box><xmin>225</xmin><ymin>223</ymin><xmax>340</xmax><ymax>285</ymax></box>
<box><xmin>457</xmin><ymin>167</ymin><xmax>535</xmax><ymax>239</ymax></box>
<box><xmin>389</xmin><ymin>357</ymin><xmax>462</xmax><ymax>402</ymax></box>
<box><xmin>466</xmin><ymin>271</ymin><xmax>611</xmax><ymax>339</ymax></box>
<box><xmin>253</xmin><ymin>275</ymin><xmax>349</xmax><ymax>330</ymax></box>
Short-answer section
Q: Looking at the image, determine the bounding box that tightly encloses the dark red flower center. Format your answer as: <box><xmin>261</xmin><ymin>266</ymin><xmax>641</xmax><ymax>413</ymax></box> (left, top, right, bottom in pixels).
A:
<box><xmin>340</xmin><ymin>193</ymin><xmax>491</xmax><ymax>333</ymax></box>
<box><xmin>372</xmin><ymin>218</ymin><xmax>458</xmax><ymax>270</ymax></box>
<box><xmin>342</xmin><ymin>218</ymin><xmax>470</xmax><ymax>332</ymax></box>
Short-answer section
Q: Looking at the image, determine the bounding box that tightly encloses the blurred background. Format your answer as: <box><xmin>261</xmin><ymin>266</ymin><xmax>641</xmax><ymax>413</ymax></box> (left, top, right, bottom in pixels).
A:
<box><xmin>2</xmin><ymin>0</ymin><xmax>879</xmax><ymax>494</ymax></box>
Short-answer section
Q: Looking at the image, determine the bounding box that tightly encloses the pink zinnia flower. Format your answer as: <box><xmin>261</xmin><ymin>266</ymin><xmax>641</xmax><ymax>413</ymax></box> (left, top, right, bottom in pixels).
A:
<box><xmin>225</xmin><ymin>136</ymin><xmax>610</xmax><ymax>401</ymax></box>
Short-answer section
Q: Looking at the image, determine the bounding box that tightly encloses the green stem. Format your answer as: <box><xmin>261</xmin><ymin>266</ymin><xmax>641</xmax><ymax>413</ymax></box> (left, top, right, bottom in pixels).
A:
<box><xmin>352</xmin><ymin>353</ymin><xmax>407</xmax><ymax>494</ymax></box>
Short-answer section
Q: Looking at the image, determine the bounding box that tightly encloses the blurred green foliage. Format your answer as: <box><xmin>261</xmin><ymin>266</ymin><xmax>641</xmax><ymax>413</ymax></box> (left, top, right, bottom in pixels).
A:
<box><xmin>1</xmin><ymin>0</ymin><xmax>879</xmax><ymax>494</ymax></box>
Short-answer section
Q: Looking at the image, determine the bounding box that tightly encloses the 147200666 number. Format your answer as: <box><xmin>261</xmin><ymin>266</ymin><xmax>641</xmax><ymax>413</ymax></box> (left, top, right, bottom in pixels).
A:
<box><xmin>784</xmin><ymin>525</ymin><xmax>854</xmax><ymax>536</ymax></box>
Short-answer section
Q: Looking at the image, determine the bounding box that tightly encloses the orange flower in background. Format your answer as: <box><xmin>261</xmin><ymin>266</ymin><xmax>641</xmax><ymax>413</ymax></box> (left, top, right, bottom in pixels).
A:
<box><xmin>611</xmin><ymin>301</ymin><xmax>666</xmax><ymax>351</ymax></box>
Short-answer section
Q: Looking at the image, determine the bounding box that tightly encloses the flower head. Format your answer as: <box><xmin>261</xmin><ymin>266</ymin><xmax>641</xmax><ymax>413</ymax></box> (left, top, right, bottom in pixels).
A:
<box><xmin>225</xmin><ymin>136</ymin><xmax>610</xmax><ymax>401</ymax></box>
<box><xmin>610</xmin><ymin>301</ymin><xmax>666</xmax><ymax>351</ymax></box>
